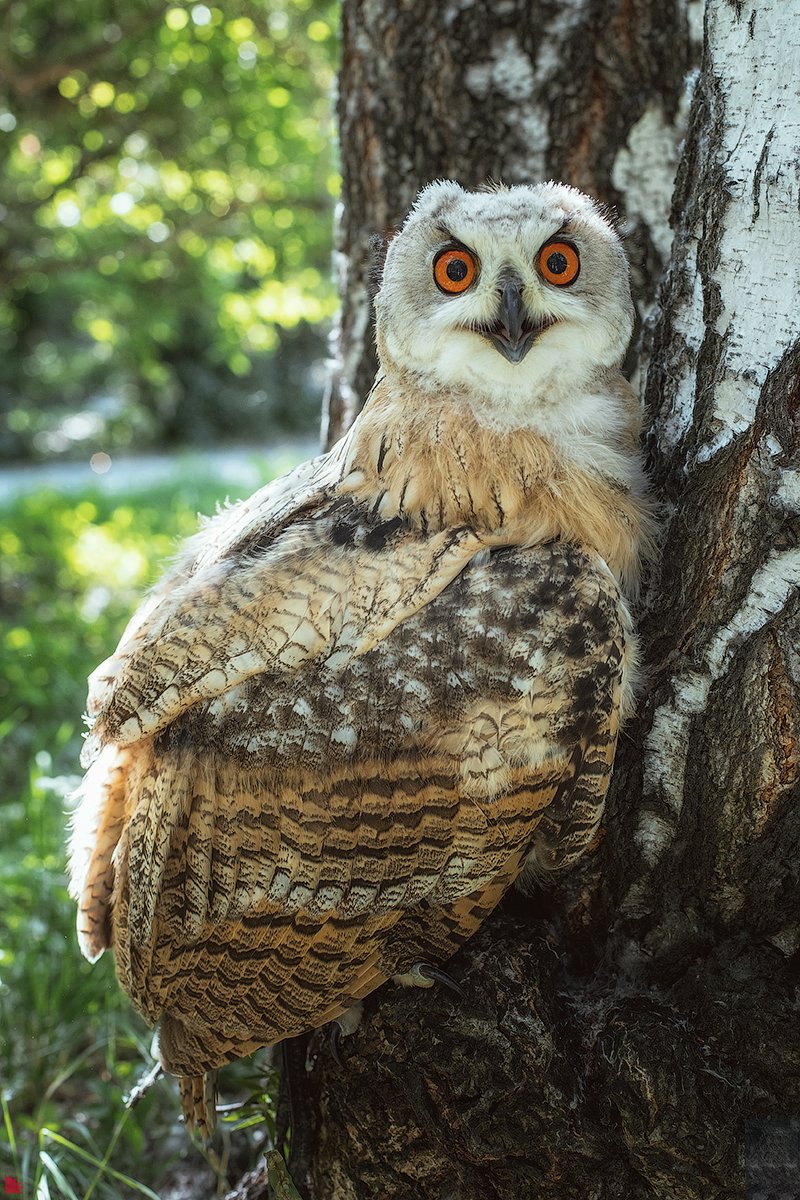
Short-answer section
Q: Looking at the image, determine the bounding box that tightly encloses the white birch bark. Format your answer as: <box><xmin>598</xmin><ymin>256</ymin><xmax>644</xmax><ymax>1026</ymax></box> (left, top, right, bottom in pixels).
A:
<box><xmin>624</xmin><ymin>0</ymin><xmax>800</xmax><ymax>920</ymax></box>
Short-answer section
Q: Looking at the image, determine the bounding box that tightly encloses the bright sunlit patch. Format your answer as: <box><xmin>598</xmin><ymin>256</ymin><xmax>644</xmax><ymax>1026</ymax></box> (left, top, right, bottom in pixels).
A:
<box><xmin>58</xmin><ymin>76</ymin><xmax>81</xmax><ymax>99</ymax></box>
<box><xmin>191</xmin><ymin>4</ymin><xmax>212</xmax><ymax>25</ymax></box>
<box><xmin>81</xmin><ymin>585</ymin><xmax>113</xmax><ymax>621</ymax></box>
<box><xmin>61</xmin><ymin>412</ymin><xmax>104</xmax><ymax>440</ymax></box>
<box><xmin>124</xmin><ymin>132</ymin><xmax>148</xmax><ymax>157</ymax></box>
<box><xmin>165</xmin><ymin>6</ymin><xmax>189</xmax><ymax>30</ymax></box>
<box><xmin>226</xmin><ymin>17</ymin><xmax>255</xmax><ymax>39</ymax></box>
<box><xmin>90</xmin><ymin>452</ymin><xmax>112</xmax><ymax>475</ymax></box>
<box><xmin>56</xmin><ymin>200</ymin><xmax>81</xmax><ymax>227</ymax></box>
<box><xmin>307</xmin><ymin>20</ymin><xmax>331</xmax><ymax>41</ymax></box>
<box><xmin>87</xmin><ymin>317</ymin><xmax>115</xmax><ymax>342</ymax></box>
<box><xmin>90</xmin><ymin>82</ymin><xmax>116</xmax><ymax>108</ymax></box>
<box><xmin>69</xmin><ymin>525</ymin><xmax>149</xmax><ymax>587</ymax></box>
<box><xmin>110</xmin><ymin>192</ymin><xmax>134</xmax><ymax>215</ymax></box>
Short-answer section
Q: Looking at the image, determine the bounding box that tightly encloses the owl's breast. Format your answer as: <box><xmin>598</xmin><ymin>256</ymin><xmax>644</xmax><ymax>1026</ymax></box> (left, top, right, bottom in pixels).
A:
<box><xmin>341</xmin><ymin>393</ymin><xmax>648</xmax><ymax>595</ymax></box>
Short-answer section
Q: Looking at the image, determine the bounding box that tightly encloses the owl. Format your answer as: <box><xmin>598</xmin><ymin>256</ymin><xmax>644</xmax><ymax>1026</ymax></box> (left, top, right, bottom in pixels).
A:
<box><xmin>69</xmin><ymin>180</ymin><xmax>651</xmax><ymax>1138</ymax></box>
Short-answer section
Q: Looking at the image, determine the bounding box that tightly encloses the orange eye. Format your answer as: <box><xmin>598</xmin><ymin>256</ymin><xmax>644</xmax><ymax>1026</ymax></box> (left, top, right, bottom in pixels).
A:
<box><xmin>433</xmin><ymin>247</ymin><xmax>477</xmax><ymax>294</ymax></box>
<box><xmin>537</xmin><ymin>240</ymin><xmax>580</xmax><ymax>286</ymax></box>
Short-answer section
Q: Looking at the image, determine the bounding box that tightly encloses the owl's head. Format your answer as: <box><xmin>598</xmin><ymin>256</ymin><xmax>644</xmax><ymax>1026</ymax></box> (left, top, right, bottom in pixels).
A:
<box><xmin>374</xmin><ymin>181</ymin><xmax>634</xmax><ymax>404</ymax></box>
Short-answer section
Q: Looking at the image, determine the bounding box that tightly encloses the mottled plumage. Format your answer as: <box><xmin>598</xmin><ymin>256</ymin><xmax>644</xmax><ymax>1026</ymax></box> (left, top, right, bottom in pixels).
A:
<box><xmin>69</xmin><ymin>180</ymin><xmax>650</xmax><ymax>1137</ymax></box>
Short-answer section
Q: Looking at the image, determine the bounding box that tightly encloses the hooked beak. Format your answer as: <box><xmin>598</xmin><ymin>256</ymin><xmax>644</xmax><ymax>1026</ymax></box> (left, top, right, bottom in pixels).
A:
<box><xmin>479</xmin><ymin>272</ymin><xmax>555</xmax><ymax>364</ymax></box>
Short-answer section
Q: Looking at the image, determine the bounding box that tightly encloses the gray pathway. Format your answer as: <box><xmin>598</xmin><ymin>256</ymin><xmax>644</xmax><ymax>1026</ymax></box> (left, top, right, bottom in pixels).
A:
<box><xmin>0</xmin><ymin>438</ymin><xmax>318</xmax><ymax>503</ymax></box>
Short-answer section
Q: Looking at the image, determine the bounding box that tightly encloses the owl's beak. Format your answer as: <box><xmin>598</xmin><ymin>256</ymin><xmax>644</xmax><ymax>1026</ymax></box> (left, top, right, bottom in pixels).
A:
<box><xmin>484</xmin><ymin>273</ymin><xmax>539</xmax><ymax>364</ymax></box>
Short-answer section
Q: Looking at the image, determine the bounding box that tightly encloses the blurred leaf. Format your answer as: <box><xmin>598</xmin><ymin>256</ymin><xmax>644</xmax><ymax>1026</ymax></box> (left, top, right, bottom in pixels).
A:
<box><xmin>0</xmin><ymin>0</ymin><xmax>339</xmax><ymax>460</ymax></box>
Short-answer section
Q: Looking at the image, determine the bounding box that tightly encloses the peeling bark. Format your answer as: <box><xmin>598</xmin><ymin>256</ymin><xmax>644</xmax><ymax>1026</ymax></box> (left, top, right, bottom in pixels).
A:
<box><xmin>324</xmin><ymin>0</ymin><xmax>694</xmax><ymax>446</ymax></box>
<box><xmin>306</xmin><ymin>2</ymin><xmax>800</xmax><ymax>1198</ymax></box>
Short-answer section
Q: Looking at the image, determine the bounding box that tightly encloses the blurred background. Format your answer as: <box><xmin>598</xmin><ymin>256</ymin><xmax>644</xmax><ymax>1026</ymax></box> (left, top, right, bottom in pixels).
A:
<box><xmin>0</xmin><ymin>2</ymin><xmax>337</xmax><ymax>1195</ymax></box>
<box><xmin>1</xmin><ymin>0</ymin><xmax>337</xmax><ymax>462</ymax></box>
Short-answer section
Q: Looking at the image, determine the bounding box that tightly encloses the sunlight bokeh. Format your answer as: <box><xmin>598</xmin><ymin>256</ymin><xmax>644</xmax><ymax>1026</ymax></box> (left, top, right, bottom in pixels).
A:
<box><xmin>0</xmin><ymin>0</ymin><xmax>339</xmax><ymax>462</ymax></box>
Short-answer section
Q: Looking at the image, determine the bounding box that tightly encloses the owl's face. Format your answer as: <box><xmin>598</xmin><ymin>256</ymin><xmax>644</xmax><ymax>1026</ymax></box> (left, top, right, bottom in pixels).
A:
<box><xmin>374</xmin><ymin>181</ymin><xmax>634</xmax><ymax>408</ymax></box>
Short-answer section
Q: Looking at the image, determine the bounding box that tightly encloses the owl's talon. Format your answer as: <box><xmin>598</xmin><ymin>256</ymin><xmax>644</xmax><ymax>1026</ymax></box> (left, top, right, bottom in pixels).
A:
<box><xmin>274</xmin><ymin>1033</ymin><xmax>314</xmax><ymax>1198</ymax></box>
<box><xmin>395</xmin><ymin>961</ymin><xmax>465</xmax><ymax>999</ymax></box>
<box><xmin>416</xmin><ymin>961</ymin><xmax>466</xmax><ymax>999</ymax></box>
<box><xmin>327</xmin><ymin>1000</ymin><xmax>364</xmax><ymax>1068</ymax></box>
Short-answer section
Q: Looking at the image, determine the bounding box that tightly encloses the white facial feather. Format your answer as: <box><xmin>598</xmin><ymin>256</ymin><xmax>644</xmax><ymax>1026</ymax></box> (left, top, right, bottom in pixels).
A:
<box><xmin>374</xmin><ymin>180</ymin><xmax>635</xmax><ymax>440</ymax></box>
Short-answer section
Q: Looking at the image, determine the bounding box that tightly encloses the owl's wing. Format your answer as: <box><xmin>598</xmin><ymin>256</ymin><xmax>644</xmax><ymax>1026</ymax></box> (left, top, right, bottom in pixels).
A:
<box><xmin>81</xmin><ymin>466</ymin><xmax>485</xmax><ymax>766</ymax></box>
<box><xmin>71</xmin><ymin>470</ymin><xmax>484</xmax><ymax>961</ymax></box>
<box><xmin>84</xmin><ymin>445</ymin><xmax>339</xmax><ymax>727</ymax></box>
<box><xmin>72</xmin><ymin>543</ymin><xmax>628</xmax><ymax>1070</ymax></box>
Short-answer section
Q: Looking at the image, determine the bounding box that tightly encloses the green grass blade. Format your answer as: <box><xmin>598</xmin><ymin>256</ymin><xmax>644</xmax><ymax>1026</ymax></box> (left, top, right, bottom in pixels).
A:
<box><xmin>41</xmin><ymin>1130</ymin><xmax>161</xmax><ymax>1199</ymax></box>
<box><xmin>1</xmin><ymin>1094</ymin><xmax>18</xmax><ymax>1164</ymax></box>
<box><xmin>38</xmin><ymin>1151</ymin><xmax>81</xmax><ymax>1200</ymax></box>
<box><xmin>81</xmin><ymin>1110</ymin><xmax>129</xmax><ymax>1200</ymax></box>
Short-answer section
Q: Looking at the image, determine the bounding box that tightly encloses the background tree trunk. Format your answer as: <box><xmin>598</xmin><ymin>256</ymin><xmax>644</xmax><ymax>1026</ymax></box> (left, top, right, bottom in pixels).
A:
<box><xmin>306</xmin><ymin>2</ymin><xmax>800</xmax><ymax>1198</ymax></box>
<box><xmin>323</xmin><ymin>0</ymin><xmax>696</xmax><ymax>446</ymax></box>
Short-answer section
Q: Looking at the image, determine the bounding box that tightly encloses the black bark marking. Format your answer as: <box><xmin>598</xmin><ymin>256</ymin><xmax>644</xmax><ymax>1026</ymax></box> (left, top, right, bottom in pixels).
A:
<box><xmin>751</xmin><ymin>125</ymin><xmax>775</xmax><ymax>224</ymax></box>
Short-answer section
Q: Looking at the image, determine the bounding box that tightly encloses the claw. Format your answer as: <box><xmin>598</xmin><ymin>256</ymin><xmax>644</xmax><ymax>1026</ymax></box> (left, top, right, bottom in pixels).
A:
<box><xmin>415</xmin><ymin>961</ymin><xmax>466</xmax><ymax>1000</ymax></box>
<box><xmin>393</xmin><ymin>961</ymin><xmax>466</xmax><ymax>999</ymax></box>
<box><xmin>327</xmin><ymin>1000</ymin><xmax>363</xmax><ymax>1068</ymax></box>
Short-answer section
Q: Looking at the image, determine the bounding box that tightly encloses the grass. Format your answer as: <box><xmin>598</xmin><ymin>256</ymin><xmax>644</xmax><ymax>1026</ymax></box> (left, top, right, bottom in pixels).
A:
<box><xmin>0</xmin><ymin>458</ymin><xmax>299</xmax><ymax>1198</ymax></box>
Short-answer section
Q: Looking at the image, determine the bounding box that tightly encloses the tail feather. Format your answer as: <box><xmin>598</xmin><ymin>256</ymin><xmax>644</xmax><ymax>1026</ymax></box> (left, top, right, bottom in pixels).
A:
<box><xmin>178</xmin><ymin>1071</ymin><xmax>218</xmax><ymax>1142</ymax></box>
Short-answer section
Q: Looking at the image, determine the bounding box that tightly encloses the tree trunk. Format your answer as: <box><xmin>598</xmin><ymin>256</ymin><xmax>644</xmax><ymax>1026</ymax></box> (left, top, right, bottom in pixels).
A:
<box><xmin>307</xmin><ymin>3</ymin><xmax>800</xmax><ymax>1198</ymax></box>
<box><xmin>323</xmin><ymin>0</ymin><xmax>695</xmax><ymax>446</ymax></box>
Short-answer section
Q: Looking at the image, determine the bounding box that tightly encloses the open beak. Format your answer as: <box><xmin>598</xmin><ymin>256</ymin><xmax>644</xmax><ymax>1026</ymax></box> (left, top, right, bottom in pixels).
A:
<box><xmin>480</xmin><ymin>272</ymin><xmax>554</xmax><ymax>364</ymax></box>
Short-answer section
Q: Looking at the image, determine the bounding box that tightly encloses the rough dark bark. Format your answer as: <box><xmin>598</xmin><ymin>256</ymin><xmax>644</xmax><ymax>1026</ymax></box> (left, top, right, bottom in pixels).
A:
<box><xmin>303</xmin><ymin>2</ymin><xmax>800</xmax><ymax>1198</ymax></box>
<box><xmin>323</xmin><ymin>0</ymin><xmax>694</xmax><ymax>446</ymax></box>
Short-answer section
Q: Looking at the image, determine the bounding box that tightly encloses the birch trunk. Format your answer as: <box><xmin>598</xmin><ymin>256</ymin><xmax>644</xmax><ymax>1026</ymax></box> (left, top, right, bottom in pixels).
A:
<box><xmin>323</xmin><ymin>0</ymin><xmax>695</xmax><ymax>446</ymax></box>
<box><xmin>305</xmin><ymin>3</ymin><xmax>800</xmax><ymax>1198</ymax></box>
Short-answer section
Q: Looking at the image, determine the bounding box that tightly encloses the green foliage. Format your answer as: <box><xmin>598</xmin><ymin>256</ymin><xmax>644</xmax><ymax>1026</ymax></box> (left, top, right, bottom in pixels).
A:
<box><xmin>0</xmin><ymin>0</ymin><xmax>339</xmax><ymax>461</ymax></box>
<box><xmin>0</xmin><ymin>469</ymin><xmax>292</xmax><ymax>1195</ymax></box>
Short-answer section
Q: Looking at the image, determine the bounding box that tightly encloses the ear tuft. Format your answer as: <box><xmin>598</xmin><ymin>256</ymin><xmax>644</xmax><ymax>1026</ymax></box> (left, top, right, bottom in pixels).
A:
<box><xmin>407</xmin><ymin>179</ymin><xmax>464</xmax><ymax>224</ymax></box>
<box><xmin>476</xmin><ymin>176</ymin><xmax>508</xmax><ymax>194</ymax></box>
<box><xmin>594</xmin><ymin>200</ymin><xmax>622</xmax><ymax>234</ymax></box>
